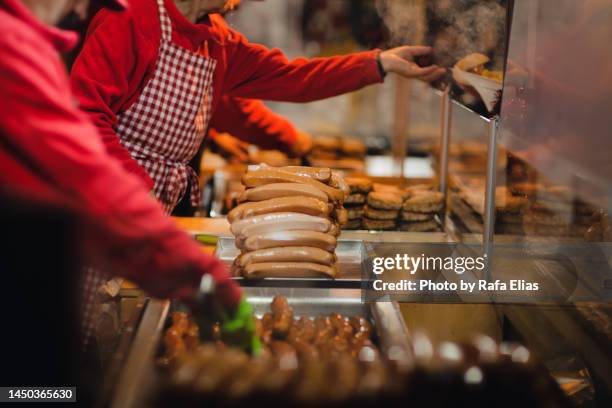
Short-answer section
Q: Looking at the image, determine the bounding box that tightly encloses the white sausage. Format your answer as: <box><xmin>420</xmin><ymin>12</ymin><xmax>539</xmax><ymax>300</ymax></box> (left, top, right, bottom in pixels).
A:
<box><xmin>235</xmin><ymin>213</ymin><xmax>331</xmax><ymax>238</ymax></box>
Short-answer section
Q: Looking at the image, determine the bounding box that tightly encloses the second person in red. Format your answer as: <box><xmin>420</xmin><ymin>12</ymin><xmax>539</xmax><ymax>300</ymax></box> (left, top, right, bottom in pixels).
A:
<box><xmin>208</xmin><ymin>95</ymin><xmax>310</xmax><ymax>162</ymax></box>
<box><xmin>71</xmin><ymin>0</ymin><xmax>445</xmax><ymax>213</ymax></box>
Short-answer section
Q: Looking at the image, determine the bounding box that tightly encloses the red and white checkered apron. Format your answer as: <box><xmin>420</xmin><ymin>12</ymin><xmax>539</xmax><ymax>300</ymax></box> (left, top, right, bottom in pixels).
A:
<box><xmin>80</xmin><ymin>267</ymin><xmax>107</xmax><ymax>350</ymax></box>
<box><xmin>81</xmin><ymin>0</ymin><xmax>216</xmax><ymax>348</ymax></box>
<box><xmin>114</xmin><ymin>0</ymin><xmax>217</xmax><ymax>213</ymax></box>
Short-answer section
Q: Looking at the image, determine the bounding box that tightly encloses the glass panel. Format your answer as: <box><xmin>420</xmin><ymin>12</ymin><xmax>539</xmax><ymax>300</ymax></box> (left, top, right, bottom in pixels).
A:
<box><xmin>384</xmin><ymin>0</ymin><xmax>512</xmax><ymax>117</ymax></box>
<box><xmin>499</xmin><ymin>0</ymin><xmax>612</xmax><ymax>226</ymax></box>
<box><xmin>445</xmin><ymin>102</ymin><xmax>494</xmax><ymax>236</ymax></box>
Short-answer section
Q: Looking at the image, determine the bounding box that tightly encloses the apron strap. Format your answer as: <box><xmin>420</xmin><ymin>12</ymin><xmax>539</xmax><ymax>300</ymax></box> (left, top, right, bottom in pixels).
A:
<box><xmin>186</xmin><ymin>166</ymin><xmax>201</xmax><ymax>208</ymax></box>
<box><xmin>156</xmin><ymin>0</ymin><xmax>172</xmax><ymax>42</ymax></box>
<box><xmin>166</xmin><ymin>164</ymin><xmax>201</xmax><ymax>210</ymax></box>
<box><xmin>81</xmin><ymin>267</ymin><xmax>109</xmax><ymax>350</ymax></box>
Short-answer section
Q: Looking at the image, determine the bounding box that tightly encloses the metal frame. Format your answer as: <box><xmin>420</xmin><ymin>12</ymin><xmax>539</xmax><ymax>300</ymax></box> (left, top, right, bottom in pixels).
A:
<box><xmin>110</xmin><ymin>299</ymin><xmax>170</xmax><ymax>408</ymax></box>
<box><xmin>435</xmin><ymin>86</ymin><xmax>501</xmax><ymax>279</ymax></box>
<box><xmin>391</xmin><ymin>77</ymin><xmax>411</xmax><ymax>178</ymax></box>
<box><xmin>483</xmin><ymin>116</ymin><xmax>500</xmax><ymax>278</ymax></box>
<box><xmin>438</xmin><ymin>86</ymin><xmax>452</xmax><ymax>227</ymax></box>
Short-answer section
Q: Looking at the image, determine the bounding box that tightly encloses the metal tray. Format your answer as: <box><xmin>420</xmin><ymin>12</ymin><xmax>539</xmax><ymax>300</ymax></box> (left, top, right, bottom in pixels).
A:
<box><xmin>215</xmin><ymin>237</ymin><xmax>366</xmax><ymax>288</ymax></box>
<box><xmin>109</xmin><ymin>289</ymin><xmax>411</xmax><ymax>408</ymax></box>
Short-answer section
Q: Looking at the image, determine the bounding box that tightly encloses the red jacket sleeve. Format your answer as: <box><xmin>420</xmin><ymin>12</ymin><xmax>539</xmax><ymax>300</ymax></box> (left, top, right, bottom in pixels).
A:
<box><xmin>219</xmin><ymin>20</ymin><xmax>384</xmax><ymax>102</ymax></box>
<box><xmin>209</xmin><ymin>96</ymin><xmax>298</xmax><ymax>152</ymax></box>
<box><xmin>70</xmin><ymin>8</ymin><xmax>155</xmax><ymax>190</ymax></box>
<box><xmin>0</xmin><ymin>31</ymin><xmax>239</xmax><ymax>306</ymax></box>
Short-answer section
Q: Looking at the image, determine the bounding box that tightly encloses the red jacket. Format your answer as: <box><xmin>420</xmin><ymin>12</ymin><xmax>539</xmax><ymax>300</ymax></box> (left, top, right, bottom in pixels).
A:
<box><xmin>0</xmin><ymin>0</ymin><xmax>240</xmax><ymax>306</ymax></box>
<box><xmin>70</xmin><ymin>0</ymin><xmax>383</xmax><ymax>187</ymax></box>
<box><xmin>209</xmin><ymin>96</ymin><xmax>298</xmax><ymax>152</ymax></box>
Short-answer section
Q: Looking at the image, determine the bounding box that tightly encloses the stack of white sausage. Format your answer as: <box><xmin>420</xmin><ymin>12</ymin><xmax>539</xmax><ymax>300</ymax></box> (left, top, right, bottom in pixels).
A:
<box><xmin>229</xmin><ymin>165</ymin><xmax>349</xmax><ymax>279</ymax></box>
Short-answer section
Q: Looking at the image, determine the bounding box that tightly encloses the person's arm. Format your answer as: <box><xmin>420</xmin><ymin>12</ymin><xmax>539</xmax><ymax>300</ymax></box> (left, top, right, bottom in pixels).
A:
<box><xmin>223</xmin><ymin>33</ymin><xmax>384</xmax><ymax>102</ymax></box>
<box><xmin>209</xmin><ymin>96</ymin><xmax>298</xmax><ymax>153</ymax></box>
<box><xmin>0</xmin><ymin>35</ymin><xmax>239</xmax><ymax>306</ymax></box>
<box><xmin>70</xmin><ymin>9</ymin><xmax>156</xmax><ymax>190</ymax></box>
<box><xmin>208</xmin><ymin>130</ymin><xmax>251</xmax><ymax>162</ymax></box>
<box><xmin>219</xmin><ymin>17</ymin><xmax>444</xmax><ymax>102</ymax></box>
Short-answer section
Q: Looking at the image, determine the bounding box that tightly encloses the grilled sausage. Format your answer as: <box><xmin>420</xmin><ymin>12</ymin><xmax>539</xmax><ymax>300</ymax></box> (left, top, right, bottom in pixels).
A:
<box><xmin>260</xmin><ymin>329</ymin><xmax>273</xmax><ymax>345</ymax></box>
<box><xmin>298</xmin><ymin>317</ymin><xmax>317</xmax><ymax>343</ymax></box>
<box><xmin>294</xmin><ymin>355</ymin><xmax>326</xmax><ymax>403</ymax></box>
<box><xmin>292</xmin><ymin>340</ymin><xmax>319</xmax><ymax>359</ymax></box>
<box><xmin>211</xmin><ymin>322</ymin><xmax>221</xmax><ymax>341</ymax></box>
<box><xmin>269</xmin><ymin>340</ymin><xmax>298</xmax><ymax>361</ymax></box>
<box><xmin>170</xmin><ymin>345</ymin><xmax>218</xmax><ymax>389</ymax></box>
<box><xmin>328</xmin><ymin>335</ymin><xmax>351</xmax><ymax>357</ymax></box>
<box><xmin>329</xmin><ymin>313</ymin><xmax>353</xmax><ymax>340</ymax></box>
<box><xmin>169</xmin><ymin>311</ymin><xmax>190</xmax><ymax>334</ymax></box>
<box><xmin>329</xmin><ymin>171</ymin><xmax>350</xmax><ymax>198</ymax></box>
<box><xmin>184</xmin><ymin>320</ymin><xmax>200</xmax><ymax>351</ymax></box>
<box><xmin>282</xmin><ymin>166</ymin><xmax>332</xmax><ymax>182</ymax></box>
<box><xmin>287</xmin><ymin>323</ymin><xmax>303</xmax><ymax>345</ymax></box>
<box><xmin>225</xmin><ymin>357</ymin><xmax>272</xmax><ymax>399</ymax></box>
<box><xmin>243</xmin><ymin>262</ymin><xmax>337</xmax><ymax>279</ymax></box>
<box><xmin>228</xmin><ymin>196</ymin><xmax>330</xmax><ymax>222</ymax></box>
<box><xmin>260</xmin><ymin>313</ymin><xmax>273</xmax><ymax>345</ymax></box>
<box><xmin>333</xmin><ymin>207</ymin><xmax>349</xmax><ymax>226</ymax></box>
<box><xmin>236</xmin><ymin>246</ymin><xmax>335</xmax><ymax>268</ymax></box>
<box><xmin>349</xmin><ymin>316</ymin><xmax>373</xmax><ymax>338</ymax></box>
<box><xmin>314</xmin><ymin>315</ymin><xmax>331</xmax><ymax>331</ymax></box>
<box><xmin>192</xmin><ymin>348</ymin><xmax>249</xmax><ymax>394</ymax></box>
<box><xmin>243</xmin><ymin>230</ymin><xmax>337</xmax><ymax>252</ymax></box>
<box><xmin>256</xmin><ymin>346</ymin><xmax>298</xmax><ymax>394</ymax></box>
<box><xmin>232</xmin><ymin>213</ymin><xmax>331</xmax><ymax>238</ymax></box>
<box><xmin>357</xmin><ymin>346</ymin><xmax>387</xmax><ymax>395</ymax></box>
<box><xmin>242</xmin><ymin>169</ymin><xmax>345</xmax><ymax>203</ymax></box>
<box><xmin>261</xmin><ymin>312</ymin><xmax>273</xmax><ymax>330</ymax></box>
<box><xmin>163</xmin><ymin>312</ymin><xmax>191</xmax><ymax>362</ymax></box>
<box><xmin>164</xmin><ymin>328</ymin><xmax>187</xmax><ymax>363</ymax></box>
<box><xmin>247</xmin><ymin>165</ymin><xmax>332</xmax><ymax>183</ymax></box>
<box><xmin>238</xmin><ymin>182</ymin><xmax>328</xmax><ymax>203</ymax></box>
<box><xmin>351</xmin><ymin>330</ymin><xmax>371</xmax><ymax>354</ymax></box>
<box><xmin>271</xmin><ymin>296</ymin><xmax>294</xmax><ymax>339</ymax></box>
<box><xmin>313</xmin><ymin>316</ymin><xmax>334</xmax><ymax>348</ymax></box>
<box><xmin>326</xmin><ymin>353</ymin><xmax>360</xmax><ymax>400</ymax></box>
<box><xmin>328</xmin><ymin>222</ymin><xmax>341</xmax><ymax>237</ymax></box>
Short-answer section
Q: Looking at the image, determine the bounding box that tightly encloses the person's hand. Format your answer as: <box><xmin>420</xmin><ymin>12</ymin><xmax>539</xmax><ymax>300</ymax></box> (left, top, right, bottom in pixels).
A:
<box><xmin>219</xmin><ymin>296</ymin><xmax>261</xmax><ymax>354</ymax></box>
<box><xmin>190</xmin><ymin>276</ymin><xmax>260</xmax><ymax>354</ymax></box>
<box><xmin>213</xmin><ymin>132</ymin><xmax>250</xmax><ymax>162</ymax></box>
<box><xmin>379</xmin><ymin>46</ymin><xmax>446</xmax><ymax>82</ymax></box>
<box><xmin>289</xmin><ymin>130</ymin><xmax>313</xmax><ymax>158</ymax></box>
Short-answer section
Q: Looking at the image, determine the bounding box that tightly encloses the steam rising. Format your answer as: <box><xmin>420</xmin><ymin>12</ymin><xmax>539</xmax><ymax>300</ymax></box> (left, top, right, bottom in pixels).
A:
<box><xmin>376</xmin><ymin>0</ymin><xmax>506</xmax><ymax>68</ymax></box>
<box><xmin>375</xmin><ymin>0</ymin><xmax>426</xmax><ymax>45</ymax></box>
